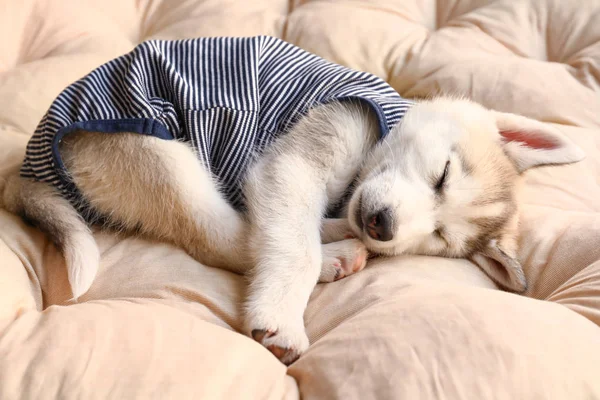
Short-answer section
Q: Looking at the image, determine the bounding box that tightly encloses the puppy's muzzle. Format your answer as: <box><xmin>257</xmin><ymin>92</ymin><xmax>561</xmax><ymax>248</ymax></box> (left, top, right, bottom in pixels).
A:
<box><xmin>364</xmin><ymin>208</ymin><xmax>394</xmax><ymax>242</ymax></box>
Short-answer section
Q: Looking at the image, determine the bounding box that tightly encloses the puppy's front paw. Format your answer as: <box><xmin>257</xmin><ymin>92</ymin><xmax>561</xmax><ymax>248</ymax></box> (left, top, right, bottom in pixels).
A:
<box><xmin>250</xmin><ymin>328</ymin><xmax>306</xmax><ymax>365</ymax></box>
<box><xmin>319</xmin><ymin>239</ymin><xmax>368</xmax><ymax>283</ymax></box>
<box><xmin>246</xmin><ymin>310</ymin><xmax>309</xmax><ymax>365</ymax></box>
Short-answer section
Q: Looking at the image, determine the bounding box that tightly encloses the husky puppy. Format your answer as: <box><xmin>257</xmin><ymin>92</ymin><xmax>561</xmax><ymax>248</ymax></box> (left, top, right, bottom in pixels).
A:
<box><xmin>2</xmin><ymin>37</ymin><xmax>584</xmax><ymax>364</ymax></box>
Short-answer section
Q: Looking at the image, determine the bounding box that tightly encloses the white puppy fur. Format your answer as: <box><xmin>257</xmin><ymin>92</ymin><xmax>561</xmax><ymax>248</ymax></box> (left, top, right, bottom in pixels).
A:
<box><xmin>3</xmin><ymin>97</ymin><xmax>584</xmax><ymax>364</ymax></box>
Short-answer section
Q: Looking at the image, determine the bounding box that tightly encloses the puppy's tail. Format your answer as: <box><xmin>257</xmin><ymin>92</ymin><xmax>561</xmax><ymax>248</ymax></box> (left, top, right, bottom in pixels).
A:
<box><xmin>2</xmin><ymin>173</ymin><xmax>99</xmax><ymax>300</ymax></box>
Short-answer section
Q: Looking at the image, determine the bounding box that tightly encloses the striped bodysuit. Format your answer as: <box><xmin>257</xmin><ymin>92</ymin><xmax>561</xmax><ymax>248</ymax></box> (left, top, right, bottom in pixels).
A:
<box><xmin>21</xmin><ymin>36</ymin><xmax>413</xmax><ymax>217</ymax></box>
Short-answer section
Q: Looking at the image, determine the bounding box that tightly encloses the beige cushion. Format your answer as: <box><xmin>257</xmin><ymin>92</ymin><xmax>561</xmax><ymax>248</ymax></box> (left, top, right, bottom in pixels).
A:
<box><xmin>1</xmin><ymin>0</ymin><xmax>599</xmax><ymax>398</ymax></box>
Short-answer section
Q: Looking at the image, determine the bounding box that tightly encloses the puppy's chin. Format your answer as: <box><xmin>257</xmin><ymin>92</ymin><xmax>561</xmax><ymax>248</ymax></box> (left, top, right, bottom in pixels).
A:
<box><xmin>363</xmin><ymin>236</ymin><xmax>407</xmax><ymax>257</ymax></box>
<box><xmin>366</xmin><ymin>245</ymin><xmax>400</xmax><ymax>258</ymax></box>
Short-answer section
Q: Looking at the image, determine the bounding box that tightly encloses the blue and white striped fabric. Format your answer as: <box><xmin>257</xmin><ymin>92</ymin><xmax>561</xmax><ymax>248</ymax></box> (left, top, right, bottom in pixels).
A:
<box><xmin>21</xmin><ymin>36</ymin><xmax>413</xmax><ymax>217</ymax></box>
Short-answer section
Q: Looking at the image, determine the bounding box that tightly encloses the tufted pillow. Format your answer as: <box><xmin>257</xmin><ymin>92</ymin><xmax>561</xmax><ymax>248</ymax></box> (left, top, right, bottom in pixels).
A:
<box><xmin>1</xmin><ymin>0</ymin><xmax>599</xmax><ymax>399</ymax></box>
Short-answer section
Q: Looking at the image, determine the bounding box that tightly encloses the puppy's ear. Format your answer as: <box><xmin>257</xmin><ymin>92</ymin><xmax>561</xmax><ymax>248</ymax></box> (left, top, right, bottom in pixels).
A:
<box><xmin>470</xmin><ymin>237</ymin><xmax>527</xmax><ymax>293</ymax></box>
<box><xmin>493</xmin><ymin>112</ymin><xmax>585</xmax><ymax>173</ymax></box>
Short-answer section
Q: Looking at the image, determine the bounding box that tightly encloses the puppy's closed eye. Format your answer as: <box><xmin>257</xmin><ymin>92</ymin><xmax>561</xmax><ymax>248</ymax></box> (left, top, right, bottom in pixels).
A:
<box><xmin>434</xmin><ymin>160</ymin><xmax>450</xmax><ymax>191</ymax></box>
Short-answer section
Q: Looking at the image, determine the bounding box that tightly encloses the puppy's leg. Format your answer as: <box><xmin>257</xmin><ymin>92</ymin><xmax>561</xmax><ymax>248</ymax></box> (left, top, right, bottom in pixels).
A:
<box><xmin>245</xmin><ymin>155</ymin><xmax>324</xmax><ymax>364</ymax></box>
<box><xmin>244</xmin><ymin>102</ymin><xmax>378</xmax><ymax>364</ymax></box>
<box><xmin>61</xmin><ymin>131</ymin><xmax>251</xmax><ymax>273</ymax></box>
<box><xmin>321</xmin><ymin>218</ymin><xmax>355</xmax><ymax>243</ymax></box>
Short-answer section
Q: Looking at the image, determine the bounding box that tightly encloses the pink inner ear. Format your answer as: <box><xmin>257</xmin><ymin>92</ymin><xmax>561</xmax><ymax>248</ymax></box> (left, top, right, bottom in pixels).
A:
<box><xmin>500</xmin><ymin>130</ymin><xmax>558</xmax><ymax>149</ymax></box>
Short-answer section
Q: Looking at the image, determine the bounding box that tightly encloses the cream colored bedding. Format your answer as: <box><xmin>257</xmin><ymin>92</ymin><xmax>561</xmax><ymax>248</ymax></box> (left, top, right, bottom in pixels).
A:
<box><xmin>1</xmin><ymin>0</ymin><xmax>600</xmax><ymax>398</ymax></box>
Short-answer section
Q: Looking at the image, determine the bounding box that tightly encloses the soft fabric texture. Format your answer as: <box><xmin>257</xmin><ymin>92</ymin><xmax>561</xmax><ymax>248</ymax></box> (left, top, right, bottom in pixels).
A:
<box><xmin>1</xmin><ymin>0</ymin><xmax>600</xmax><ymax>399</ymax></box>
<box><xmin>22</xmin><ymin>35</ymin><xmax>412</xmax><ymax>213</ymax></box>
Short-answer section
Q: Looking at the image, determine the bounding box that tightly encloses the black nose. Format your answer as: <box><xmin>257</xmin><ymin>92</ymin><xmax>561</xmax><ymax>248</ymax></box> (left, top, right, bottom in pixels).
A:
<box><xmin>365</xmin><ymin>208</ymin><xmax>394</xmax><ymax>241</ymax></box>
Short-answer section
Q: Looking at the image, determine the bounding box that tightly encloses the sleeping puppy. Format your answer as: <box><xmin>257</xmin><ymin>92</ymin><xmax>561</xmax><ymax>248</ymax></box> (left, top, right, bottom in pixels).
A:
<box><xmin>2</xmin><ymin>36</ymin><xmax>584</xmax><ymax>364</ymax></box>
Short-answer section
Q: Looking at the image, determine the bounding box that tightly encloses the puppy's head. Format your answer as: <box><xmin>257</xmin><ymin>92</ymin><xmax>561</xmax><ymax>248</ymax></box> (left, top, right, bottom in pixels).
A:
<box><xmin>347</xmin><ymin>97</ymin><xmax>584</xmax><ymax>292</ymax></box>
